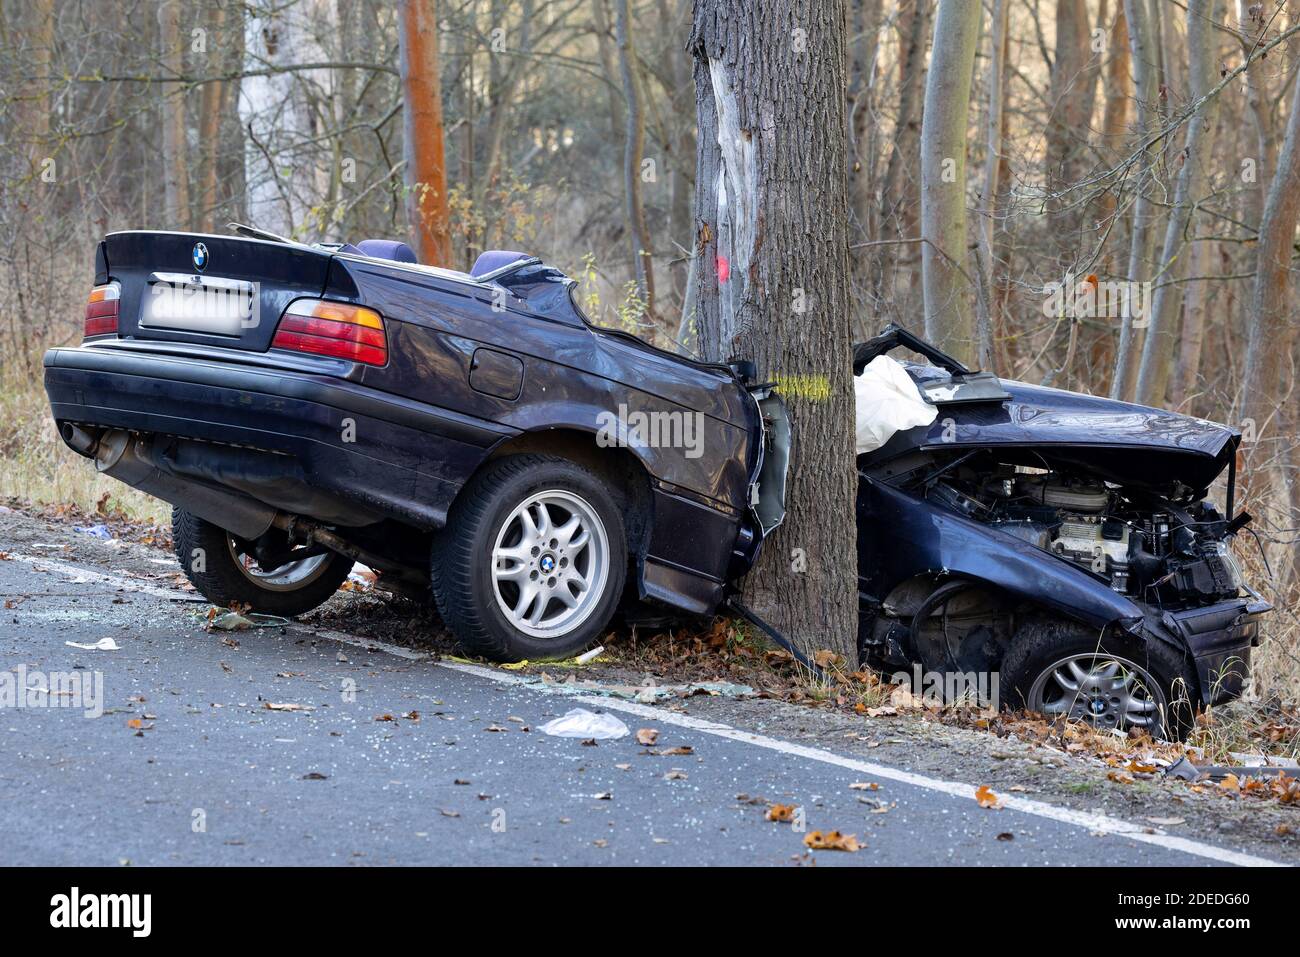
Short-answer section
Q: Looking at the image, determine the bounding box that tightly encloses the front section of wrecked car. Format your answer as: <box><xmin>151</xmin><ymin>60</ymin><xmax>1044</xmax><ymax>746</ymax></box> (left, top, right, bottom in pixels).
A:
<box><xmin>854</xmin><ymin>329</ymin><xmax>1270</xmax><ymax>713</ymax></box>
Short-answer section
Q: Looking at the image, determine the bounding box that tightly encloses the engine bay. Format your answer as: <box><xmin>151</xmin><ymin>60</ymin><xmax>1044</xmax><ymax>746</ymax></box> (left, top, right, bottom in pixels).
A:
<box><xmin>915</xmin><ymin>458</ymin><xmax>1245</xmax><ymax>608</ymax></box>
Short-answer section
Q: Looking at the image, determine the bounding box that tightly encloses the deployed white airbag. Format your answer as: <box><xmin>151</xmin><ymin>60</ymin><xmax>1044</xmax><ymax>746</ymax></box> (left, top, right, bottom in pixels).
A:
<box><xmin>854</xmin><ymin>355</ymin><xmax>938</xmax><ymax>454</ymax></box>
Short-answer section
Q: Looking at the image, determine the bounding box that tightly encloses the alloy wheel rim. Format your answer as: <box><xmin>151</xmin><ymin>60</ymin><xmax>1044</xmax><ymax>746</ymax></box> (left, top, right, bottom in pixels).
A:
<box><xmin>1027</xmin><ymin>652</ymin><xmax>1165</xmax><ymax>731</ymax></box>
<box><xmin>226</xmin><ymin>536</ymin><xmax>331</xmax><ymax>591</ymax></box>
<box><xmin>490</xmin><ymin>489</ymin><xmax>609</xmax><ymax>640</ymax></box>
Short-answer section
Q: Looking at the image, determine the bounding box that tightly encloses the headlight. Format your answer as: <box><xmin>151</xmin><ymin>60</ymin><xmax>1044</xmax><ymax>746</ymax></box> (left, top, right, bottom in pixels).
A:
<box><xmin>1211</xmin><ymin>541</ymin><xmax>1245</xmax><ymax>592</ymax></box>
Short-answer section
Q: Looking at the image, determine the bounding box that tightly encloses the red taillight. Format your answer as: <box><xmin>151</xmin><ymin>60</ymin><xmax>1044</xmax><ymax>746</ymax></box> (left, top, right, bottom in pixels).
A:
<box><xmin>84</xmin><ymin>282</ymin><xmax>120</xmax><ymax>338</ymax></box>
<box><xmin>271</xmin><ymin>299</ymin><xmax>387</xmax><ymax>366</ymax></box>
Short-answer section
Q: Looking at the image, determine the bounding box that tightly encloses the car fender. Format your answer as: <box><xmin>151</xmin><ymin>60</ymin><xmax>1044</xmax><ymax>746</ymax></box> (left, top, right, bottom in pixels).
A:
<box><xmin>859</xmin><ymin>478</ymin><xmax>1146</xmax><ymax>632</ymax></box>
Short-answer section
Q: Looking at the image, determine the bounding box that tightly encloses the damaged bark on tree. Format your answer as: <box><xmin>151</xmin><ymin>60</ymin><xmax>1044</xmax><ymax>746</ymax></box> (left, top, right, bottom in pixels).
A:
<box><xmin>688</xmin><ymin>0</ymin><xmax>857</xmax><ymax>661</ymax></box>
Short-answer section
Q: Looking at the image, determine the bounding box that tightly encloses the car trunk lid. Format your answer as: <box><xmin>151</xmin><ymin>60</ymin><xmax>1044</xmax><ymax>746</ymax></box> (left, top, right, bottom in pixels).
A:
<box><xmin>103</xmin><ymin>231</ymin><xmax>333</xmax><ymax>352</ymax></box>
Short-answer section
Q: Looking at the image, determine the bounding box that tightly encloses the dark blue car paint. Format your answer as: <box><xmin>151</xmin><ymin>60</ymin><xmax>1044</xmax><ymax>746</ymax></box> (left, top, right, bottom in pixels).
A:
<box><xmin>47</xmin><ymin>231</ymin><xmax>764</xmax><ymax>616</ymax></box>
<box><xmin>858</xmin><ymin>478</ymin><xmax>1147</xmax><ymax>630</ymax></box>
<box><xmin>873</xmin><ymin>365</ymin><xmax>1239</xmax><ymax>494</ymax></box>
<box><xmin>856</xmin><ymin>367</ymin><xmax>1267</xmax><ymax>706</ymax></box>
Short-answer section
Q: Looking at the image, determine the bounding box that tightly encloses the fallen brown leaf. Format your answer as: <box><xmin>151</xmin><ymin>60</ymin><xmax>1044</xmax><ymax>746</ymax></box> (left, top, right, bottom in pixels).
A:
<box><xmin>803</xmin><ymin>829</ymin><xmax>861</xmax><ymax>852</ymax></box>
<box><xmin>766</xmin><ymin>803</ymin><xmax>797</xmax><ymax>823</ymax></box>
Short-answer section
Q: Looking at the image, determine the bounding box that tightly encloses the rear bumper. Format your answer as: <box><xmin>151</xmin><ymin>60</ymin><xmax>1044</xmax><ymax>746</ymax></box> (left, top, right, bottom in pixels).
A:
<box><xmin>44</xmin><ymin>344</ymin><xmax>516</xmax><ymax>529</ymax></box>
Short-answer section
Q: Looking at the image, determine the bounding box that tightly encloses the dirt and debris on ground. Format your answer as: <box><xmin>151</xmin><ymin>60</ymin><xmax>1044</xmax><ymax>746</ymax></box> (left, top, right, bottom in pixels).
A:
<box><xmin>2</xmin><ymin>499</ymin><xmax>1296</xmax><ymax>861</ymax></box>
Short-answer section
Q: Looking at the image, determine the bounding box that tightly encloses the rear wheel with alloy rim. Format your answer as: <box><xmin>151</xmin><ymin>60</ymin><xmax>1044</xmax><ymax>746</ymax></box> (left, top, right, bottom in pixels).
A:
<box><xmin>432</xmin><ymin>455</ymin><xmax>628</xmax><ymax>662</ymax></box>
<box><xmin>172</xmin><ymin>507</ymin><xmax>354</xmax><ymax>616</ymax></box>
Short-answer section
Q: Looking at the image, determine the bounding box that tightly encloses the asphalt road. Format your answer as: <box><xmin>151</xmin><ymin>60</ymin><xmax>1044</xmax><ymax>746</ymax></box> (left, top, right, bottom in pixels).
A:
<box><xmin>0</xmin><ymin>549</ymin><xmax>1283</xmax><ymax>866</ymax></box>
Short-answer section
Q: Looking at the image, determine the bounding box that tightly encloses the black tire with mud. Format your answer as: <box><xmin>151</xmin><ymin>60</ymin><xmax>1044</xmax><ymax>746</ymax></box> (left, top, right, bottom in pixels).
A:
<box><xmin>1000</xmin><ymin>617</ymin><xmax>1200</xmax><ymax>740</ymax></box>
<box><xmin>171</xmin><ymin>507</ymin><xmax>353</xmax><ymax>616</ymax></box>
<box><xmin>430</xmin><ymin>454</ymin><xmax>628</xmax><ymax>662</ymax></box>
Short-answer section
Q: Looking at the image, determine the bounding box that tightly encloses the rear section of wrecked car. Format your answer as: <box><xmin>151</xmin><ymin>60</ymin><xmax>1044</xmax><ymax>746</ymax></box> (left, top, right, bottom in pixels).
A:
<box><xmin>853</xmin><ymin>328</ymin><xmax>1270</xmax><ymax>724</ymax></box>
<box><xmin>45</xmin><ymin>232</ymin><xmax>791</xmax><ymax>649</ymax></box>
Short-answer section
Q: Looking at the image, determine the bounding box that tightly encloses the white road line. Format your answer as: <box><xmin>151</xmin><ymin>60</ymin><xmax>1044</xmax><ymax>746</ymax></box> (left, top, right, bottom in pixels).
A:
<box><xmin>14</xmin><ymin>554</ymin><xmax>1287</xmax><ymax>868</ymax></box>
<box><xmin>298</xmin><ymin>626</ymin><xmax>430</xmax><ymax>661</ymax></box>
<box><xmin>438</xmin><ymin>661</ymin><xmax>1288</xmax><ymax>869</ymax></box>
<box><xmin>7</xmin><ymin>553</ymin><xmax>199</xmax><ymax>602</ymax></box>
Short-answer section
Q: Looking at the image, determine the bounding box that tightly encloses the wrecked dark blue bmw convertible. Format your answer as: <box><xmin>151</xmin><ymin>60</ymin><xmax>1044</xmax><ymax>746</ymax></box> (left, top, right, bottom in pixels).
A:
<box><xmin>45</xmin><ymin>230</ymin><xmax>1269</xmax><ymax>738</ymax></box>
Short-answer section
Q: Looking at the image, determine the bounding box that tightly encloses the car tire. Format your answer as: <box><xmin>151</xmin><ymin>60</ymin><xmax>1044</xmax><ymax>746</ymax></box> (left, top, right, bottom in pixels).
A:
<box><xmin>1000</xmin><ymin>618</ymin><xmax>1200</xmax><ymax>741</ymax></box>
<box><xmin>172</xmin><ymin>507</ymin><xmax>354</xmax><ymax>617</ymax></box>
<box><xmin>431</xmin><ymin>454</ymin><xmax>628</xmax><ymax>662</ymax></box>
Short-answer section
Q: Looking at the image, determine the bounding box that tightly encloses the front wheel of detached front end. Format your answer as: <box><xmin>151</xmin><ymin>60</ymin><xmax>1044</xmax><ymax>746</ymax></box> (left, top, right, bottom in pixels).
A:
<box><xmin>1000</xmin><ymin>619</ymin><xmax>1200</xmax><ymax>741</ymax></box>
<box><xmin>431</xmin><ymin>455</ymin><xmax>628</xmax><ymax>662</ymax></box>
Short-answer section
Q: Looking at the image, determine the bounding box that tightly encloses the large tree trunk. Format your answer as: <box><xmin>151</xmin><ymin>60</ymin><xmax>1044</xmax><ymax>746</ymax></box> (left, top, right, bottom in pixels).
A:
<box><xmin>920</xmin><ymin>0</ymin><xmax>981</xmax><ymax>364</ymax></box>
<box><xmin>398</xmin><ymin>0</ymin><xmax>452</xmax><ymax>266</ymax></box>
<box><xmin>616</xmin><ymin>0</ymin><xmax>658</xmax><ymax>325</ymax></box>
<box><xmin>158</xmin><ymin>0</ymin><xmax>191</xmax><ymax>229</ymax></box>
<box><xmin>1134</xmin><ymin>0</ymin><xmax>1218</xmax><ymax>407</ymax></box>
<box><xmin>689</xmin><ymin>0</ymin><xmax>858</xmax><ymax>660</ymax></box>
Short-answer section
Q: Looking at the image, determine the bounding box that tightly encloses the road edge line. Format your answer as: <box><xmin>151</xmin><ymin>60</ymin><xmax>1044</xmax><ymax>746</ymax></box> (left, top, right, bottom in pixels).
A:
<box><xmin>439</xmin><ymin>660</ymin><xmax>1288</xmax><ymax>868</ymax></box>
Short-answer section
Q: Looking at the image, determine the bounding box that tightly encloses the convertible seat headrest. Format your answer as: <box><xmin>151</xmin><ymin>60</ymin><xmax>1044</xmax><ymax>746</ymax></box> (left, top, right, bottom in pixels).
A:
<box><xmin>471</xmin><ymin>250</ymin><xmax>532</xmax><ymax>277</ymax></box>
<box><xmin>356</xmin><ymin>239</ymin><xmax>418</xmax><ymax>264</ymax></box>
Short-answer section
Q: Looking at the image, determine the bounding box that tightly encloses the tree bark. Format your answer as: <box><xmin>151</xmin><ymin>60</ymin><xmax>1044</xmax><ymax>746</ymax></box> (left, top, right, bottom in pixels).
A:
<box><xmin>689</xmin><ymin>0</ymin><xmax>858</xmax><ymax>660</ymax></box>
<box><xmin>1111</xmin><ymin>0</ymin><xmax>1158</xmax><ymax>400</ymax></box>
<box><xmin>1134</xmin><ymin>0</ymin><xmax>1218</xmax><ymax>407</ymax></box>
<box><xmin>158</xmin><ymin>0</ymin><xmax>191</xmax><ymax>229</ymax></box>
<box><xmin>848</xmin><ymin>0</ymin><xmax>883</xmax><ymax>273</ymax></box>
<box><xmin>1242</xmin><ymin>68</ymin><xmax>1300</xmax><ymax>506</ymax></box>
<box><xmin>16</xmin><ymin>0</ymin><xmax>54</xmax><ymax>176</ymax></box>
<box><xmin>1095</xmin><ymin>6</ymin><xmax>1130</xmax><ymax>233</ymax></box>
<box><xmin>976</xmin><ymin>0</ymin><xmax>1010</xmax><ymax>371</ymax></box>
<box><xmin>1045</xmin><ymin>0</ymin><xmax>1097</xmax><ymax>258</ymax></box>
<box><xmin>920</xmin><ymin>0</ymin><xmax>981</xmax><ymax>364</ymax></box>
<box><xmin>398</xmin><ymin>0</ymin><xmax>452</xmax><ymax>266</ymax></box>
<box><xmin>198</xmin><ymin>0</ymin><xmax>229</xmax><ymax>233</ymax></box>
<box><xmin>871</xmin><ymin>0</ymin><xmax>931</xmax><ymax>323</ymax></box>
<box><xmin>616</xmin><ymin>0</ymin><xmax>658</xmax><ymax>323</ymax></box>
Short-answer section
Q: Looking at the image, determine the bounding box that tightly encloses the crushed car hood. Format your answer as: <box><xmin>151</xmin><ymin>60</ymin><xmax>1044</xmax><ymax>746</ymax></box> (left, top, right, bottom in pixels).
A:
<box><xmin>872</xmin><ymin>366</ymin><xmax>1240</xmax><ymax>495</ymax></box>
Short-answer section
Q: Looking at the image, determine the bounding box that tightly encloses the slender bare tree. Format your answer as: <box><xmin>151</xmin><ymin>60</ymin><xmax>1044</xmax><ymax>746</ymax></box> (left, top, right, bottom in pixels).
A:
<box><xmin>398</xmin><ymin>0</ymin><xmax>452</xmax><ymax>265</ymax></box>
<box><xmin>1242</xmin><ymin>68</ymin><xmax>1300</xmax><ymax>511</ymax></box>
<box><xmin>919</xmin><ymin>0</ymin><xmax>981</xmax><ymax>363</ymax></box>
<box><xmin>1134</xmin><ymin>0</ymin><xmax>1219</xmax><ymax>407</ymax></box>
<box><xmin>616</xmin><ymin>0</ymin><xmax>657</xmax><ymax>321</ymax></box>
<box><xmin>158</xmin><ymin>0</ymin><xmax>190</xmax><ymax>229</ymax></box>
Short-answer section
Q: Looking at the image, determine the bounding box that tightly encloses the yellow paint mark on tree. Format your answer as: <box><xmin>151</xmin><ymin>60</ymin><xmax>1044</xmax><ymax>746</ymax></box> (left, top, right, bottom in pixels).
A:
<box><xmin>772</xmin><ymin>373</ymin><xmax>831</xmax><ymax>402</ymax></box>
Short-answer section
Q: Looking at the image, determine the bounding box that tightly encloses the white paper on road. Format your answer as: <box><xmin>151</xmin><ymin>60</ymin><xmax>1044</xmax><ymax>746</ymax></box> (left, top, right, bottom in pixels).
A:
<box><xmin>65</xmin><ymin>637</ymin><xmax>120</xmax><ymax>651</ymax></box>
<box><xmin>854</xmin><ymin>355</ymin><xmax>938</xmax><ymax>454</ymax></box>
<box><xmin>538</xmin><ymin>707</ymin><xmax>629</xmax><ymax>739</ymax></box>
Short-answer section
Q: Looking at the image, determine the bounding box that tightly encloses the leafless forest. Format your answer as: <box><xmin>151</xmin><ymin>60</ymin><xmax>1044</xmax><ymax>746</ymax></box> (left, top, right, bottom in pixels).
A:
<box><xmin>3</xmin><ymin>0</ymin><xmax>1300</xmax><ymax>702</ymax></box>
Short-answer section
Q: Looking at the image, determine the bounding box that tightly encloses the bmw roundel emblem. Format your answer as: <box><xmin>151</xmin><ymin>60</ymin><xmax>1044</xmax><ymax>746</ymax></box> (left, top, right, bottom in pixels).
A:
<box><xmin>192</xmin><ymin>242</ymin><xmax>209</xmax><ymax>272</ymax></box>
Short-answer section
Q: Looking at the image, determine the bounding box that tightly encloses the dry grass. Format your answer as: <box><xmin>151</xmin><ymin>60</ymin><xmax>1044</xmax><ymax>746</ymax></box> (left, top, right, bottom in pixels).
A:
<box><xmin>0</xmin><ymin>358</ymin><xmax>168</xmax><ymax>523</ymax></box>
